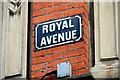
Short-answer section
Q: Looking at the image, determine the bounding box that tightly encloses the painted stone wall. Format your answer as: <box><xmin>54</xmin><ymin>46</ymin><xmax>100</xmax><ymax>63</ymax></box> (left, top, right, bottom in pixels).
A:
<box><xmin>31</xmin><ymin>0</ymin><xmax>89</xmax><ymax>79</ymax></box>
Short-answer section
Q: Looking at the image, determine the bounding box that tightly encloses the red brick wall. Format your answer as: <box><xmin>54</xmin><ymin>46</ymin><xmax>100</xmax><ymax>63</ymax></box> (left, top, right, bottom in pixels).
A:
<box><xmin>31</xmin><ymin>1</ymin><xmax>89</xmax><ymax>80</ymax></box>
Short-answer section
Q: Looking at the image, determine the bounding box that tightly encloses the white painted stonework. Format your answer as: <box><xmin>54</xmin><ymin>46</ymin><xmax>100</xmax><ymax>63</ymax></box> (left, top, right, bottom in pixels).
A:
<box><xmin>0</xmin><ymin>0</ymin><xmax>28</xmax><ymax>79</ymax></box>
<box><xmin>91</xmin><ymin>1</ymin><xmax>120</xmax><ymax>78</ymax></box>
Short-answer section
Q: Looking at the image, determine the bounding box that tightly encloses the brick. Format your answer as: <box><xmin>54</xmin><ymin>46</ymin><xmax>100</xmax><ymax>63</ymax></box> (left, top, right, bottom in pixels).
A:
<box><xmin>33</xmin><ymin>14</ymin><xmax>52</xmax><ymax>24</ymax></box>
<box><xmin>32</xmin><ymin>55</ymin><xmax>52</xmax><ymax>64</ymax></box>
<box><xmin>51</xmin><ymin>74</ymin><xmax>57</xmax><ymax>79</ymax></box>
<box><xmin>63</xmin><ymin>0</ymin><xmax>79</xmax><ymax>2</ymax></box>
<box><xmin>33</xmin><ymin>2</ymin><xmax>52</xmax><ymax>10</ymax></box>
<box><xmin>83</xmin><ymin>2</ymin><xmax>88</xmax><ymax>12</ymax></box>
<box><xmin>33</xmin><ymin>2</ymin><xmax>40</xmax><ymax>5</ymax></box>
<box><xmin>53</xmin><ymin>1</ymin><xmax>63</xmax><ymax>6</ymax></box>
<box><xmin>53</xmin><ymin>12</ymin><xmax>63</xmax><ymax>19</ymax></box>
<box><xmin>74</xmin><ymin>41</ymin><xmax>84</xmax><ymax>49</ymax></box>
<box><xmin>83</xmin><ymin>13</ymin><xmax>88</xmax><ymax>26</ymax></box>
<box><xmin>31</xmin><ymin>71</ymin><xmax>42</xmax><ymax>78</ymax></box>
<box><xmin>43</xmin><ymin>9</ymin><xmax>47</xmax><ymax>15</ymax></box>
<box><xmin>72</xmin><ymin>71</ymin><xmax>74</xmax><ymax>76</ymax></box>
<box><xmin>84</xmin><ymin>49</ymin><xmax>89</xmax><ymax>59</ymax></box>
<box><xmin>83</xmin><ymin>20</ymin><xmax>88</xmax><ymax>31</ymax></box>
<box><xmin>84</xmin><ymin>43</ymin><xmax>89</xmax><ymax>53</ymax></box>
<box><xmin>32</xmin><ymin>78</ymin><xmax>41</xmax><ymax>80</ymax></box>
<box><xmin>64</xmin><ymin>7</ymin><xmax>84</xmax><ymax>17</ymax></box>
<box><xmin>48</xmin><ymin>4</ymin><xmax>67</xmax><ymax>14</ymax></box>
<box><xmin>32</xmin><ymin>25</ymin><xmax>34</xmax><ymax>30</ymax></box>
<box><xmin>83</xmin><ymin>34</ymin><xmax>89</xmax><ymax>45</ymax></box>
<box><xmin>84</xmin><ymin>63</ymin><xmax>89</xmax><ymax>72</ymax></box>
<box><xmin>69</xmin><ymin>58</ymin><xmax>74</xmax><ymax>64</ymax></box>
<box><xmin>47</xmin><ymin>45</ymin><xmax>68</xmax><ymax>54</ymax></box>
<box><xmin>42</xmin><ymin>63</ymin><xmax>47</xmax><ymax>70</ymax></box>
<box><xmin>74</xmin><ymin>55</ymin><xmax>86</xmax><ymax>63</ymax></box>
<box><xmin>31</xmin><ymin>70</ymin><xmax>48</xmax><ymax>78</ymax></box>
<box><xmin>64</xmin><ymin>49</ymin><xmax>84</xmax><ymax>58</ymax></box>
<box><xmin>72</xmin><ymin>62</ymin><xmax>85</xmax><ymax>70</ymax></box>
<box><xmin>32</xmin><ymin>44</ymin><xmax>34</xmax><ymax>51</ymax></box>
<box><xmin>74</xmin><ymin>52</ymin><xmax>89</xmax><ymax>66</ymax></box>
<box><xmin>42</xmin><ymin>49</ymin><xmax>46</xmax><ymax>56</ymax></box>
<box><xmin>84</xmin><ymin>0</ymin><xmax>88</xmax><ymax>5</ymax></box>
<box><xmin>48</xmin><ymin>59</ymin><xmax>68</xmax><ymax>68</ymax></box>
<box><xmin>74</xmin><ymin>2</ymin><xmax>84</xmax><ymax>8</ymax></box>
<box><xmin>33</xmin><ymin>10</ymin><xmax>42</xmax><ymax>17</ymax></box>
<box><xmin>84</xmin><ymin>58</ymin><xmax>89</xmax><ymax>66</ymax></box>
<box><xmin>32</xmin><ymin>38</ymin><xmax>34</xmax><ymax>44</ymax></box>
<box><xmin>69</xmin><ymin>44</ymin><xmax>74</xmax><ymax>50</ymax></box>
<box><xmin>33</xmin><ymin>0</ymin><xmax>47</xmax><ymax>3</ymax></box>
<box><xmin>32</xmin><ymin>50</ymin><xmax>41</xmax><ymax>58</ymax></box>
<box><xmin>75</xmin><ymin>69</ymin><xmax>87</xmax><ymax>76</ymax></box>
<box><xmin>32</xmin><ymin>64</ymin><xmax>41</xmax><ymax>71</ymax></box>
<box><xmin>68</xmin><ymin>3</ymin><xmax>73</xmax><ymax>9</ymax></box>
<box><xmin>32</xmin><ymin>31</ymin><xmax>34</xmax><ymax>37</ymax></box>
<box><xmin>83</xmin><ymin>10</ymin><xmax>88</xmax><ymax>19</ymax></box>
<box><xmin>53</xmin><ymin>53</ymin><xmax>63</xmax><ymax>60</ymax></box>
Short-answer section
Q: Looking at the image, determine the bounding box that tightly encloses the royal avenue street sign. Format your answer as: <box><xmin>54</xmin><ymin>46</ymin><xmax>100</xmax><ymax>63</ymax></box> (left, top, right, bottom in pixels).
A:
<box><xmin>34</xmin><ymin>14</ymin><xmax>83</xmax><ymax>51</ymax></box>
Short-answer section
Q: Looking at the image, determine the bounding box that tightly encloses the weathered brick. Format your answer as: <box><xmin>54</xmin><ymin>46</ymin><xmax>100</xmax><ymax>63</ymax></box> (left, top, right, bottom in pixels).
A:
<box><xmin>68</xmin><ymin>3</ymin><xmax>73</xmax><ymax>9</ymax></box>
<box><xmin>33</xmin><ymin>2</ymin><xmax>52</xmax><ymax>10</ymax></box>
<box><xmin>31</xmin><ymin>71</ymin><xmax>42</xmax><ymax>78</ymax></box>
<box><xmin>53</xmin><ymin>53</ymin><xmax>63</xmax><ymax>60</ymax></box>
<box><xmin>32</xmin><ymin>25</ymin><xmax>34</xmax><ymax>30</ymax></box>
<box><xmin>72</xmin><ymin>62</ymin><xmax>85</xmax><ymax>70</ymax></box>
<box><xmin>69</xmin><ymin>44</ymin><xmax>74</xmax><ymax>50</ymax></box>
<box><xmin>32</xmin><ymin>44</ymin><xmax>34</xmax><ymax>51</ymax></box>
<box><xmin>32</xmin><ymin>64</ymin><xmax>41</xmax><ymax>71</ymax></box>
<box><xmin>53</xmin><ymin>12</ymin><xmax>63</xmax><ymax>19</ymax></box>
<box><xmin>33</xmin><ymin>10</ymin><xmax>42</xmax><ymax>17</ymax></box>
<box><xmin>84</xmin><ymin>43</ymin><xmax>89</xmax><ymax>53</ymax></box>
<box><xmin>48</xmin><ymin>4</ymin><xmax>67</xmax><ymax>14</ymax></box>
<box><xmin>42</xmin><ymin>49</ymin><xmax>46</xmax><ymax>56</ymax></box>
<box><xmin>32</xmin><ymin>31</ymin><xmax>34</xmax><ymax>37</ymax></box>
<box><xmin>48</xmin><ymin>59</ymin><xmax>68</xmax><ymax>68</ymax></box>
<box><xmin>32</xmin><ymin>55</ymin><xmax>52</xmax><ymax>64</ymax></box>
<box><xmin>83</xmin><ymin>2</ymin><xmax>88</xmax><ymax>12</ymax></box>
<box><xmin>64</xmin><ymin>49</ymin><xmax>84</xmax><ymax>58</ymax></box>
<box><xmin>84</xmin><ymin>63</ymin><xmax>89</xmax><ymax>72</ymax></box>
<box><xmin>83</xmin><ymin>13</ymin><xmax>88</xmax><ymax>26</ymax></box>
<box><xmin>74</xmin><ymin>2</ymin><xmax>84</xmax><ymax>8</ymax></box>
<box><xmin>33</xmin><ymin>14</ymin><xmax>52</xmax><ymax>24</ymax></box>
<box><xmin>72</xmin><ymin>71</ymin><xmax>74</xmax><ymax>76</ymax></box>
<box><xmin>69</xmin><ymin>58</ymin><xmax>74</xmax><ymax>64</ymax></box>
<box><xmin>64</xmin><ymin>7</ymin><xmax>84</xmax><ymax>17</ymax></box>
<box><xmin>75</xmin><ymin>69</ymin><xmax>87</xmax><ymax>76</ymax></box>
<box><xmin>32</xmin><ymin>38</ymin><xmax>34</xmax><ymax>44</ymax></box>
<box><xmin>32</xmin><ymin>50</ymin><xmax>41</xmax><ymax>58</ymax></box>
<box><xmin>63</xmin><ymin>0</ymin><xmax>79</xmax><ymax>2</ymax></box>
<box><xmin>83</xmin><ymin>34</ymin><xmax>89</xmax><ymax>45</ymax></box>
<box><xmin>84</xmin><ymin>0</ymin><xmax>88</xmax><ymax>5</ymax></box>
<box><xmin>74</xmin><ymin>55</ymin><xmax>86</xmax><ymax>63</ymax></box>
<box><xmin>84</xmin><ymin>48</ymin><xmax>89</xmax><ymax>59</ymax></box>
<box><xmin>74</xmin><ymin>41</ymin><xmax>84</xmax><ymax>49</ymax></box>
<box><xmin>42</xmin><ymin>63</ymin><xmax>47</xmax><ymax>70</ymax></box>
<box><xmin>47</xmin><ymin>45</ymin><xmax>68</xmax><ymax>54</ymax></box>
<box><xmin>43</xmin><ymin>9</ymin><xmax>47</xmax><ymax>15</ymax></box>
<box><xmin>31</xmin><ymin>1</ymin><xmax>89</xmax><ymax>79</ymax></box>
<box><xmin>53</xmin><ymin>1</ymin><xmax>63</xmax><ymax>6</ymax></box>
<box><xmin>83</xmin><ymin>20</ymin><xmax>88</xmax><ymax>31</ymax></box>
